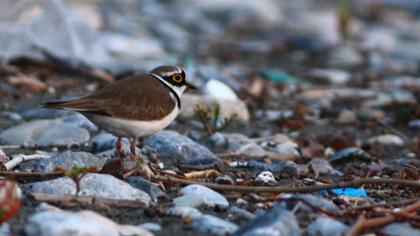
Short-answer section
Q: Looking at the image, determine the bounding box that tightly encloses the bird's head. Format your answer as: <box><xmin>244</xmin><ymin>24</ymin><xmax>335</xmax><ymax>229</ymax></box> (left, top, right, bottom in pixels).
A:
<box><xmin>149</xmin><ymin>65</ymin><xmax>196</xmax><ymax>96</ymax></box>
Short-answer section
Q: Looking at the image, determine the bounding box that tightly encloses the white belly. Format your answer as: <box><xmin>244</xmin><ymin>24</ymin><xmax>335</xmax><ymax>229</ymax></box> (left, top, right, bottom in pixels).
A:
<box><xmin>85</xmin><ymin>107</ymin><xmax>179</xmax><ymax>138</ymax></box>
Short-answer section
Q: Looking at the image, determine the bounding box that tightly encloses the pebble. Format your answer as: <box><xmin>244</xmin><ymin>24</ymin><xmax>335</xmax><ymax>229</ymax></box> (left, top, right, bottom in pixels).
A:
<box><xmin>126</xmin><ymin>176</ymin><xmax>166</xmax><ymax>202</ymax></box>
<box><xmin>408</xmin><ymin>119</ymin><xmax>420</xmax><ymax>129</ymax></box>
<box><xmin>165</xmin><ymin>206</ymin><xmax>203</xmax><ymax>219</ymax></box>
<box><xmin>0</xmin><ymin>119</ymin><xmax>90</xmax><ymax>146</ymax></box>
<box><xmin>215</xmin><ymin>174</ymin><xmax>235</xmax><ymax>185</ymax></box>
<box><xmin>59</xmin><ymin>114</ymin><xmax>98</xmax><ymax>132</ymax></box>
<box><xmin>139</xmin><ymin>223</ymin><xmax>161</xmax><ymax>232</ymax></box>
<box><xmin>229</xmin><ymin>206</ymin><xmax>256</xmax><ymax>221</ymax></box>
<box><xmin>232</xmin><ymin>205</ymin><xmax>300</xmax><ymax>236</ymax></box>
<box><xmin>173</xmin><ymin>184</ymin><xmax>229</xmax><ymax>209</ymax></box>
<box><xmin>306</xmin><ymin>217</ymin><xmax>349</xmax><ymax>236</ymax></box>
<box><xmin>273</xmin><ymin>141</ymin><xmax>301</xmax><ymax>158</ymax></box>
<box><xmin>281</xmin><ymin>194</ymin><xmax>340</xmax><ymax>213</ymax></box>
<box><xmin>0</xmin><ymin>224</ymin><xmax>10</xmax><ymax>236</ymax></box>
<box><xmin>381</xmin><ymin>222</ymin><xmax>420</xmax><ymax>236</ymax></box>
<box><xmin>255</xmin><ymin>171</ymin><xmax>276</xmax><ymax>184</ymax></box>
<box><xmin>239</xmin><ymin>160</ymin><xmax>299</xmax><ymax>177</ymax></box>
<box><xmin>18</xmin><ymin>151</ymin><xmax>105</xmax><ymax>173</ymax></box>
<box><xmin>306</xmin><ymin>158</ymin><xmax>342</xmax><ymax>176</ymax></box>
<box><xmin>144</xmin><ymin>130</ymin><xmax>221</xmax><ymax>167</ymax></box>
<box><xmin>204</xmin><ymin>79</ymin><xmax>238</xmax><ymax>101</ymax></box>
<box><xmin>87</xmin><ymin>133</ymin><xmax>124</xmax><ymax>152</ymax></box>
<box><xmin>308</xmin><ymin>69</ymin><xmax>351</xmax><ymax>85</ymax></box>
<box><xmin>218</xmin><ymin>133</ymin><xmax>267</xmax><ymax>159</ymax></box>
<box><xmin>191</xmin><ymin>214</ymin><xmax>238</xmax><ymax>236</ymax></box>
<box><xmin>26</xmin><ymin>173</ymin><xmax>151</xmax><ymax>205</ymax></box>
<box><xmin>337</xmin><ymin>109</ymin><xmax>357</xmax><ymax>123</ymax></box>
<box><xmin>328</xmin><ymin>46</ymin><xmax>363</xmax><ymax>68</ymax></box>
<box><xmin>179</xmin><ymin>94</ymin><xmax>250</xmax><ymax>123</ymax></box>
<box><xmin>368</xmin><ymin>134</ymin><xmax>405</xmax><ymax>146</ymax></box>
<box><xmin>329</xmin><ymin>147</ymin><xmax>371</xmax><ymax>164</ymax></box>
<box><xmin>25</xmin><ymin>210</ymin><xmax>153</xmax><ymax>236</ymax></box>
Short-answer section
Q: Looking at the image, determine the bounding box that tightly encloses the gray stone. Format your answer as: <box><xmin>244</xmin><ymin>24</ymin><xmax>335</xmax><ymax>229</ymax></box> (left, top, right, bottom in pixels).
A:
<box><xmin>229</xmin><ymin>206</ymin><xmax>256</xmax><ymax>221</ymax></box>
<box><xmin>144</xmin><ymin>130</ymin><xmax>220</xmax><ymax>166</ymax></box>
<box><xmin>25</xmin><ymin>210</ymin><xmax>153</xmax><ymax>236</ymax></box>
<box><xmin>381</xmin><ymin>222</ymin><xmax>420</xmax><ymax>236</ymax></box>
<box><xmin>306</xmin><ymin>217</ymin><xmax>349</xmax><ymax>236</ymax></box>
<box><xmin>329</xmin><ymin>147</ymin><xmax>371</xmax><ymax>164</ymax></box>
<box><xmin>306</xmin><ymin>159</ymin><xmax>342</xmax><ymax>176</ymax></box>
<box><xmin>59</xmin><ymin>114</ymin><xmax>97</xmax><ymax>132</ymax></box>
<box><xmin>26</xmin><ymin>173</ymin><xmax>151</xmax><ymax>205</ymax></box>
<box><xmin>0</xmin><ymin>223</ymin><xmax>10</xmax><ymax>236</ymax></box>
<box><xmin>368</xmin><ymin>134</ymin><xmax>404</xmax><ymax>146</ymax></box>
<box><xmin>209</xmin><ymin>133</ymin><xmax>267</xmax><ymax>159</ymax></box>
<box><xmin>19</xmin><ymin>151</ymin><xmax>105</xmax><ymax>172</ymax></box>
<box><xmin>233</xmin><ymin>205</ymin><xmax>300</xmax><ymax>236</ymax></box>
<box><xmin>173</xmin><ymin>184</ymin><xmax>229</xmax><ymax>209</ymax></box>
<box><xmin>126</xmin><ymin>176</ymin><xmax>166</xmax><ymax>202</ymax></box>
<box><xmin>87</xmin><ymin>133</ymin><xmax>128</xmax><ymax>152</ymax></box>
<box><xmin>0</xmin><ymin>119</ymin><xmax>90</xmax><ymax>146</ymax></box>
<box><xmin>139</xmin><ymin>223</ymin><xmax>161</xmax><ymax>232</ymax></box>
<box><xmin>191</xmin><ymin>214</ymin><xmax>238</xmax><ymax>236</ymax></box>
<box><xmin>328</xmin><ymin>46</ymin><xmax>363</xmax><ymax>68</ymax></box>
<box><xmin>166</xmin><ymin>206</ymin><xmax>203</xmax><ymax>219</ymax></box>
<box><xmin>281</xmin><ymin>194</ymin><xmax>340</xmax><ymax>213</ymax></box>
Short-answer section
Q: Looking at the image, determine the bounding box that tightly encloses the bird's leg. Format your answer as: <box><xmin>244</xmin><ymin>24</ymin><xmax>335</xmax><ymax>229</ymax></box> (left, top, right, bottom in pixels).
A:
<box><xmin>130</xmin><ymin>137</ymin><xmax>137</xmax><ymax>160</ymax></box>
<box><xmin>116</xmin><ymin>137</ymin><xmax>124</xmax><ymax>171</ymax></box>
<box><xmin>131</xmin><ymin>137</ymin><xmax>155</xmax><ymax>179</ymax></box>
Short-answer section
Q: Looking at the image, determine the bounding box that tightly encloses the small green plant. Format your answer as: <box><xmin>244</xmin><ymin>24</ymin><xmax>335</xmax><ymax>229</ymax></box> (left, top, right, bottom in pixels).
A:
<box><xmin>195</xmin><ymin>103</ymin><xmax>236</xmax><ymax>135</ymax></box>
<box><xmin>57</xmin><ymin>165</ymin><xmax>97</xmax><ymax>196</ymax></box>
<box><xmin>337</xmin><ymin>0</ymin><xmax>352</xmax><ymax>40</ymax></box>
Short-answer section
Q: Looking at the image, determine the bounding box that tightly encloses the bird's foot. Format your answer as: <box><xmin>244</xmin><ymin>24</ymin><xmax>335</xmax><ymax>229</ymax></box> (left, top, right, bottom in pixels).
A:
<box><xmin>131</xmin><ymin>155</ymin><xmax>155</xmax><ymax>179</ymax></box>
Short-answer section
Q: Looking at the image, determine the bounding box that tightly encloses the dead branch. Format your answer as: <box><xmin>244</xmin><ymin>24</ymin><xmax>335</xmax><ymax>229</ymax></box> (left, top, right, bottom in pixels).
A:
<box><xmin>346</xmin><ymin>201</ymin><xmax>420</xmax><ymax>236</ymax></box>
<box><xmin>153</xmin><ymin>175</ymin><xmax>420</xmax><ymax>193</ymax></box>
<box><xmin>3</xmin><ymin>153</ymin><xmax>51</xmax><ymax>170</ymax></box>
<box><xmin>28</xmin><ymin>192</ymin><xmax>148</xmax><ymax>209</ymax></box>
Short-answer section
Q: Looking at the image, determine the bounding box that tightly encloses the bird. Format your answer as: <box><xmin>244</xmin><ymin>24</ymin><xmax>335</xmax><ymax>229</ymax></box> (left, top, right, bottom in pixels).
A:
<box><xmin>42</xmin><ymin>65</ymin><xmax>196</xmax><ymax>177</ymax></box>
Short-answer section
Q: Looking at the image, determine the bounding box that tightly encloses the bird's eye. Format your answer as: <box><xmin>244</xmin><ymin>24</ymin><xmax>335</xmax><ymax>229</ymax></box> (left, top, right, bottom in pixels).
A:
<box><xmin>172</xmin><ymin>74</ymin><xmax>183</xmax><ymax>83</ymax></box>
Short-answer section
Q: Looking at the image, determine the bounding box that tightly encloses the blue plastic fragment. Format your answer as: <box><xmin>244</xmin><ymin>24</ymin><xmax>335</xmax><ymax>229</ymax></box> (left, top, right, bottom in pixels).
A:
<box><xmin>321</xmin><ymin>187</ymin><xmax>367</xmax><ymax>197</ymax></box>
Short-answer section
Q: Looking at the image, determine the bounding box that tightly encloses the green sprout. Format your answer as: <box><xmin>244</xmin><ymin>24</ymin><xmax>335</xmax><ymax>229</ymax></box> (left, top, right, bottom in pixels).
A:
<box><xmin>195</xmin><ymin>103</ymin><xmax>236</xmax><ymax>135</ymax></box>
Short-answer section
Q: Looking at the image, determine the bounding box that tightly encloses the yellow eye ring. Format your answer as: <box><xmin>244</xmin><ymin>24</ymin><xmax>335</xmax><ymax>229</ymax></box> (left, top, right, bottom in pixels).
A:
<box><xmin>172</xmin><ymin>74</ymin><xmax>183</xmax><ymax>83</ymax></box>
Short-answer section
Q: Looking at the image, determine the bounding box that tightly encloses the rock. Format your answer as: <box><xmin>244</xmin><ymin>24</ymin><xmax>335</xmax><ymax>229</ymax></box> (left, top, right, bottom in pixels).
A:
<box><xmin>144</xmin><ymin>130</ymin><xmax>221</xmax><ymax>167</ymax></box>
<box><xmin>232</xmin><ymin>205</ymin><xmax>300</xmax><ymax>236</ymax></box>
<box><xmin>25</xmin><ymin>210</ymin><xmax>153</xmax><ymax>236</ymax></box>
<box><xmin>235</xmin><ymin>160</ymin><xmax>298</xmax><ymax>177</ymax></box>
<box><xmin>337</xmin><ymin>109</ymin><xmax>357</xmax><ymax>124</ymax></box>
<box><xmin>87</xmin><ymin>133</ymin><xmax>129</xmax><ymax>152</ymax></box>
<box><xmin>166</xmin><ymin>206</ymin><xmax>203</xmax><ymax>219</ymax></box>
<box><xmin>308</xmin><ymin>69</ymin><xmax>351</xmax><ymax>85</ymax></box>
<box><xmin>21</xmin><ymin>108</ymin><xmax>74</xmax><ymax>120</ymax></box>
<box><xmin>273</xmin><ymin>141</ymin><xmax>300</xmax><ymax>158</ymax></box>
<box><xmin>281</xmin><ymin>194</ymin><xmax>340</xmax><ymax>213</ymax></box>
<box><xmin>126</xmin><ymin>177</ymin><xmax>166</xmax><ymax>202</ymax></box>
<box><xmin>19</xmin><ymin>151</ymin><xmax>105</xmax><ymax>173</ymax></box>
<box><xmin>381</xmin><ymin>222</ymin><xmax>420</xmax><ymax>236</ymax></box>
<box><xmin>409</xmin><ymin>119</ymin><xmax>420</xmax><ymax>129</ymax></box>
<box><xmin>26</xmin><ymin>173</ymin><xmax>151</xmax><ymax>205</ymax></box>
<box><xmin>306</xmin><ymin>217</ymin><xmax>349</xmax><ymax>236</ymax></box>
<box><xmin>255</xmin><ymin>171</ymin><xmax>276</xmax><ymax>184</ymax></box>
<box><xmin>306</xmin><ymin>158</ymin><xmax>342</xmax><ymax>176</ymax></box>
<box><xmin>204</xmin><ymin>79</ymin><xmax>238</xmax><ymax>101</ymax></box>
<box><xmin>210</xmin><ymin>133</ymin><xmax>267</xmax><ymax>159</ymax></box>
<box><xmin>139</xmin><ymin>223</ymin><xmax>161</xmax><ymax>232</ymax></box>
<box><xmin>179</xmin><ymin>94</ymin><xmax>250</xmax><ymax>123</ymax></box>
<box><xmin>99</xmin><ymin>32</ymin><xmax>166</xmax><ymax>59</ymax></box>
<box><xmin>173</xmin><ymin>184</ymin><xmax>229</xmax><ymax>209</ymax></box>
<box><xmin>0</xmin><ymin>223</ymin><xmax>10</xmax><ymax>236</ymax></box>
<box><xmin>191</xmin><ymin>214</ymin><xmax>238</xmax><ymax>236</ymax></box>
<box><xmin>215</xmin><ymin>174</ymin><xmax>235</xmax><ymax>185</ymax></box>
<box><xmin>368</xmin><ymin>134</ymin><xmax>404</xmax><ymax>146</ymax></box>
<box><xmin>329</xmin><ymin>147</ymin><xmax>371</xmax><ymax>164</ymax></box>
<box><xmin>328</xmin><ymin>46</ymin><xmax>363</xmax><ymax>68</ymax></box>
<box><xmin>0</xmin><ymin>119</ymin><xmax>90</xmax><ymax>146</ymax></box>
<box><xmin>229</xmin><ymin>206</ymin><xmax>256</xmax><ymax>221</ymax></box>
<box><xmin>59</xmin><ymin>114</ymin><xmax>97</xmax><ymax>132</ymax></box>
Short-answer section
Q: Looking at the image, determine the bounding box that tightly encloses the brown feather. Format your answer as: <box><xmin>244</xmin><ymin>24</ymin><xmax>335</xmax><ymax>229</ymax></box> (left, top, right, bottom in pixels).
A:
<box><xmin>43</xmin><ymin>75</ymin><xmax>176</xmax><ymax>121</ymax></box>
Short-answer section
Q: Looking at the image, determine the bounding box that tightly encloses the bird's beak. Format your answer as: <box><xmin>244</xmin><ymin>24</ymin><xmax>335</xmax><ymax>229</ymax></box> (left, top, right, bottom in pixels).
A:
<box><xmin>186</xmin><ymin>82</ymin><xmax>197</xmax><ymax>90</ymax></box>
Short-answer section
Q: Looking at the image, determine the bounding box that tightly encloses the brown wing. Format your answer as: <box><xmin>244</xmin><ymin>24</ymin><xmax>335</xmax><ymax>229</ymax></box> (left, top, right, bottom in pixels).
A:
<box><xmin>43</xmin><ymin>75</ymin><xmax>176</xmax><ymax>121</ymax></box>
